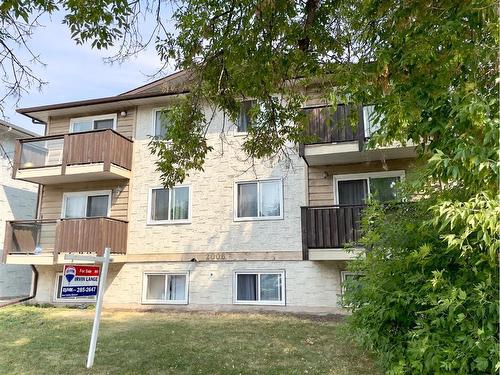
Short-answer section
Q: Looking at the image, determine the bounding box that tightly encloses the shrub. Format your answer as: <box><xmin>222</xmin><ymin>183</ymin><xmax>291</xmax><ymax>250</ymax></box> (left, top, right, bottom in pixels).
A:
<box><xmin>344</xmin><ymin>195</ymin><xmax>499</xmax><ymax>374</ymax></box>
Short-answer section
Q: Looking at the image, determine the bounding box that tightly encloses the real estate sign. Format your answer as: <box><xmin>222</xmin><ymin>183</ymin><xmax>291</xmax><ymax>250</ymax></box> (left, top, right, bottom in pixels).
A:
<box><xmin>61</xmin><ymin>265</ymin><xmax>100</xmax><ymax>298</ymax></box>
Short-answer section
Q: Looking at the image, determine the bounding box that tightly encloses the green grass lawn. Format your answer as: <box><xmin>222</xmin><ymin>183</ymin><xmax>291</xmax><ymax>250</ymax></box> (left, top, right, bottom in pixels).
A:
<box><xmin>0</xmin><ymin>305</ymin><xmax>379</xmax><ymax>375</ymax></box>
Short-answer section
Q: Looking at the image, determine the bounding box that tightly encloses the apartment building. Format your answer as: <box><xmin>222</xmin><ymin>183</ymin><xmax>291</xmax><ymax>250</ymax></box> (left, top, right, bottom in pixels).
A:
<box><xmin>0</xmin><ymin>120</ymin><xmax>38</xmax><ymax>298</ymax></box>
<box><xmin>2</xmin><ymin>71</ymin><xmax>416</xmax><ymax>313</ymax></box>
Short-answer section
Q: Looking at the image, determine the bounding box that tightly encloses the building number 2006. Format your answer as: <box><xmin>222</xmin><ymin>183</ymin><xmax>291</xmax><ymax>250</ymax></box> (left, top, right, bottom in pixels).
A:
<box><xmin>205</xmin><ymin>252</ymin><xmax>226</xmax><ymax>261</ymax></box>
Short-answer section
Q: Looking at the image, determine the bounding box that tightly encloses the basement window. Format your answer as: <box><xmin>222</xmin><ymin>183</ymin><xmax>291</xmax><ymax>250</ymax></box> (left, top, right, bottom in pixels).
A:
<box><xmin>234</xmin><ymin>271</ymin><xmax>285</xmax><ymax>305</ymax></box>
<box><xmin>142</xmin><ymin>273</ymin><xmax>189</xmax><ymax>304</ymax></box>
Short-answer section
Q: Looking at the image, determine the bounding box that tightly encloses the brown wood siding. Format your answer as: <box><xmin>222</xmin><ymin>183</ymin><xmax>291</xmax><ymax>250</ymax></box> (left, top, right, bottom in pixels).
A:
<box><xmin>47</xmin><ymin>107</ymin><xmax>135</xmax><ymax>138</ymax></box>
<box><xmin>39</xmin><ymin>180</ymin><xmax>129</xmax><ymax>221</ymax></box>
<box><xmin>307</xmin><ymin>158</ymin><xmax>416</xmax><ymax>206</ymax></box>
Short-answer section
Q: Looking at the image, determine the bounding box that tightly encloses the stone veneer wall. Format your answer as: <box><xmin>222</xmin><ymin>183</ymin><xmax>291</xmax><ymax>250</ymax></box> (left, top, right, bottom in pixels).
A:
<box><xmin>126</xmin><ymin>104</ymin><xmax>307</xmax><ymax>255</ymax></box>
<box><xmin>33</xmin><ymin>260</ymin><xmax>345</xmax><ymax>314</ymax></box>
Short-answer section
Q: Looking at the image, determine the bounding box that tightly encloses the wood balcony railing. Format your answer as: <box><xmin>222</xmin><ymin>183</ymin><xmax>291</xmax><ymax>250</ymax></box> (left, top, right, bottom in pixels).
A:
<box><xmin>301</xmin><ymin>205</ymin><xmax>364</xmax><ymax>260</ymax></box>
<box><xmin>303</xmin><ymin>105</ymin><xmax>366</xmax><ymax>145</ymax></box>
<box><xmin>2</xmin><ymin>218</ymin><xmax>128</xmax><ymax>263</ymax></box>
<box><xmin>13</xmin><ymin>129</ymin><xmax>133</xmax><ymax>178</ymax></box>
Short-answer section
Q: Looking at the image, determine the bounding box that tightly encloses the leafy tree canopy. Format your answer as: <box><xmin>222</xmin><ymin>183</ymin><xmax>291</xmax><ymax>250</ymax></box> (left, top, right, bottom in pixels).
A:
<box><xmin>2</xmin><ymin>1</ymin><xmax>498</xmax><ymax>191</ymax></box>
<box><xmin>153</xmin><ymin>0</ymin><xmax>498</xmax><ymax>193</ymax></box>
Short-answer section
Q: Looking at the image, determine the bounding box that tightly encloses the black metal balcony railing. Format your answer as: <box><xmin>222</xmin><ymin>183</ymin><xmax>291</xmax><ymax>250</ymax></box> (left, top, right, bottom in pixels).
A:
<box><xmin>301</xmin><ymin>205</ymin><xmax>364</xmax><ymax>260</ymax></box>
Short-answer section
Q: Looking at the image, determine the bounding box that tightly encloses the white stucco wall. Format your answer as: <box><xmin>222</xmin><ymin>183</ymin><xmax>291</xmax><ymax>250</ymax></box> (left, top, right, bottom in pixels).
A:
<box><xmin>0</xmin><ymin>130</ymin><xmax>37</xmax><ymax>298</ymax></box>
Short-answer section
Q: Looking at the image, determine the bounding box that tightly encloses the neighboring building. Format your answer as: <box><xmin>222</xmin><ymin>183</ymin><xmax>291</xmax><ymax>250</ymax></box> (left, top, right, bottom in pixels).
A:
<box><xmin>2</xmin><ymin>71</ymin><xmax>416</xmax><ymax>313</ymax></box>
<box><xmin>0</xmin><ymin>120</ymin><xmax>38</xmax><ymax>298</ymax></box>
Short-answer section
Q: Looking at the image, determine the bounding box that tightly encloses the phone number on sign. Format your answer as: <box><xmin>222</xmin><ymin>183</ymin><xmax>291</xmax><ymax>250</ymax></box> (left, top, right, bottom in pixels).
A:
<box><xmin>63</xmin><ymin>286</ymin><xmax>97</xmax><ymax>293</ymax></box>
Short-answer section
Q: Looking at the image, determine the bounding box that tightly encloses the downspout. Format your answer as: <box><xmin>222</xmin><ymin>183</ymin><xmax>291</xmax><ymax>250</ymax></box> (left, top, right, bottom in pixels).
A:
<box><xmin>0</xmin><ymin>265</ymin><xmax>38</xmax><ymax>308</ymax></box>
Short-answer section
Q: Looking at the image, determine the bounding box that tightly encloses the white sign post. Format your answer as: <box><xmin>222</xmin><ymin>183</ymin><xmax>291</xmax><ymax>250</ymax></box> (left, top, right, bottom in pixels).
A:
<box><xmin>64</xmin><ymin>247</ymin><xmax>112</xmax><ymax>369</ymax></box>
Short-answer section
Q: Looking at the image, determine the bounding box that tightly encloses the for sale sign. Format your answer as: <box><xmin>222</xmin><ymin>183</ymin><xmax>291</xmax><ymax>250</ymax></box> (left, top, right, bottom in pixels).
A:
<box><xmin>61</xmin><ymin>265</ymin><xmax>100</xmax><ymax>298</ymax></box>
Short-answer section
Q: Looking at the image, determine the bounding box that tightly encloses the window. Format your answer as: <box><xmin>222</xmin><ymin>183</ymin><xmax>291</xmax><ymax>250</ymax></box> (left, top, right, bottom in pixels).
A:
<box><xmin>341</xmin><ymin>271</ymin><xmax>363</xmax><ymax>296</ymax></box>
<box><xmin>334</xmin><ymin>171</ymin><xmax>404</xmax><ymax>205</ymax></box>
<box><xmin>363</xmin><ymin>105</ymin><xmax>382</xmax><ymax>138</ymax></box>
<box><xmin>70</xmin><ymin>114</ymin><xmax>117</xmax><ymax>133</ymax></box>
<box><xmin>54</xmin><ymin>273</ymin><xmax>96</xmax><ymax>302</ymax></box>
<box><xmin>234</xmin><ymin>271</ymin><xmax>285</xmax><ymax>305</ymax></box>
<box><xmin>237</xmin><ymin>100</ymin><xmax>256</xmax><ymax>133</ymax></box>
<box><xmin>61</xmin><ymin>191</ymin><xmax>111</xmax><ymax>218</ymax></box>
<box><xmin>142</xmin><ymin>273</ymin><xmax>188</xmax><ymax>304</ymax></box>
<box><xmin>235</xmin><ymin>179</ymin><xmax>283</xmax><ymax>220</ymax></box>
<box><xmin>148</xmin><ymin>186</ymin><xmax>191</xmax><ymax>224</ymax></box>
<box><xmin>153</xmin><ymin>109</ymin><xmax>170</xmax><ymax>138</ymax></box>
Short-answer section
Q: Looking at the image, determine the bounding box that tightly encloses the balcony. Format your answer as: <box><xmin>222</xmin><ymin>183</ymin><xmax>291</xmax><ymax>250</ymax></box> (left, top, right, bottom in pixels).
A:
<box><xmin>299</xmin><ymin>105</ymin><xmax>415</xmax><ymax>165</ymax></box>
<box><xmin>301</xmin><ymin>205</ymin><xmax>364</xmax><ymax>260</ymax></box>
<box><xmin>12</xmin><ymin>129</ymin><xmax>133</xmax><ymax>184</ymax></box>
<box><xmin>3</xmin><ymin>218</ymin><xmax>128</xmax><ymax>265</ymax></box>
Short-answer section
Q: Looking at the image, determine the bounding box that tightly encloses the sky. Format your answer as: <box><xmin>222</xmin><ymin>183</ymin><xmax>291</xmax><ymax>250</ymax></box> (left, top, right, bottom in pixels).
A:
<box><xmin>3</xmin><ymin>11</ymin><xmax>175</xmax><ymax>135</ymax></box>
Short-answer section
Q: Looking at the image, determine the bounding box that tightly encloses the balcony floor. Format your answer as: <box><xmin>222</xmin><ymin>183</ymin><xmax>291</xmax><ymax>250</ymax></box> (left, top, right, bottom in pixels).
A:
<box><xmin>303</xmin><ymin>143</ymin><xmax>416</xmax><ymax>165</ymax></box>
<box><xmin>16</xmin><ymin>163</ymin><xmax>131</xmax><ymax>184</ymax></box>
<box><xmin>308</xmin><ymin>248</ymin><xmax>363</xmax><ymax>261</ymax></box>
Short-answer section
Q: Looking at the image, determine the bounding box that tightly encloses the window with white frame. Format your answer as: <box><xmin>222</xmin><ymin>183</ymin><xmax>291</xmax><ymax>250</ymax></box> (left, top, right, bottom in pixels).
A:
<box><xmin>70</xmin><ymin>114</ymin><xmax>117</xmax><ymax>133</ymax></box>
<box><xmin>362</xmin><ymin>105</ymin><xmax>382</xmax><ymax>138</ymax></box>
<box><xmin>235</xmin><ymin>179</ymin><xmax>283</xmax><ymax>220</ymax></box>
<box><xmin>235</xmin><ymin>271</ymin><xmax>285</xmax><ymax>305</ymax></box>
<box><xmin>334</xmin><ymin>171</ymin><xmax>404</xmax><ymax>205</ymax></box>
<box><xmin>142</xmin><ymin>273</ymin><xmax>188</xmax><ymax>304</ymax></box>
<box><xmin>54</xmin><ymin>273</ymin><xmax>96</xmax><ymax>302</ymax></box>
<box><xmin>153</xmin><ymin>109</ymin><xmax>170</xmax><ymax>138</ymax></box>
<box><xmin>62</xmin><ymin>191</ymin><xmax>111</xmax><ymax>218</ymax></box>
<box><xmin>237</xmin><ymin>100</ymin><xmax>257</xmax><ymax>132</ymax></box>
<box><xmin>148</xmin><ymin>186</ymin><xmax>191</xmax><ymax>224</ymax></box>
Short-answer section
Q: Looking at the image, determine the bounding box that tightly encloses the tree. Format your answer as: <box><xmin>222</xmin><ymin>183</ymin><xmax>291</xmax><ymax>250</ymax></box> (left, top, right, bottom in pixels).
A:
<box><xmin>0</xmin><ymin>0</ymin><xmax>139</xmax><ymax>116</ymax></box>
<box><xmin>3</xmin><ymin>2</ymin><xmax>497</xmax><ymax>188</ymax></box>
<box><xmin>150</xmin><ymin>0</ymin><xmax>498</xmax><ymax>191</ymax></box>
<box><xmin>2</xmin><ymin>2</ymin><xmax>499</xmax><ymax>372</ymax></box>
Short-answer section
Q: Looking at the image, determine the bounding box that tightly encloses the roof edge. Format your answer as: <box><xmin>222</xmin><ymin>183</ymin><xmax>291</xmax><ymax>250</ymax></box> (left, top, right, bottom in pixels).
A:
<box><xmin>17</xmin><ymin>89</ymin><xmax>189</xmax><ymax>115</ymax></box>
<box><xmin>119</xmin><ymin>70</ymin><xmax>189</xmax><ymax>96</ymax></box>
<box><xmin>0</xmin><ymin>119</ymin><xmax>39</xmax><ymax>137</ymax></box>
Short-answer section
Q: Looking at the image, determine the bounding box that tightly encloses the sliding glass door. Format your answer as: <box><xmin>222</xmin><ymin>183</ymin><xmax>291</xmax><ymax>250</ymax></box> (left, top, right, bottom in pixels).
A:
<box><xmin>335</xmin><ymin>172</ymin><xmax>403</xmax><ymax>205</ymax></box>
